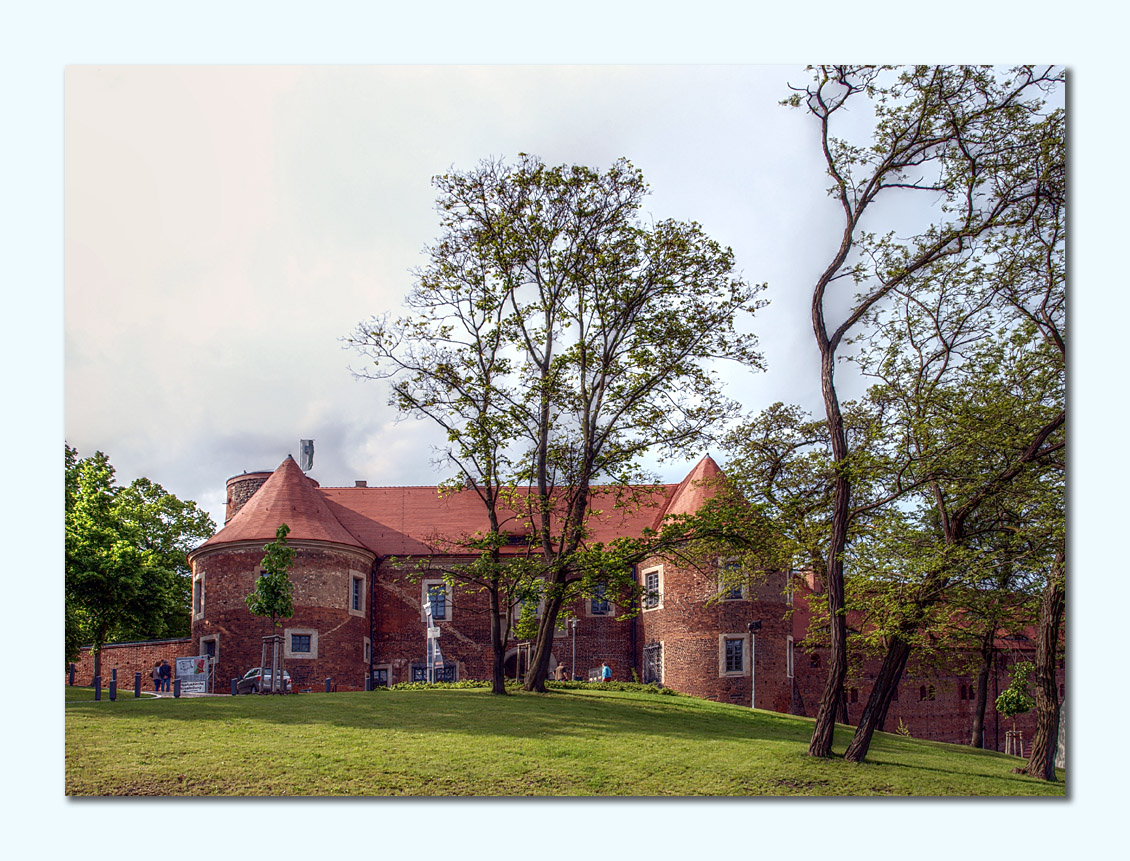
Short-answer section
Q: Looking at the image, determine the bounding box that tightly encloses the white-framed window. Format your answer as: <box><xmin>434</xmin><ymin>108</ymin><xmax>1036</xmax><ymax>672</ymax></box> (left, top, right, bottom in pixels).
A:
<box><xmin>786</xmin><ymin>635</ymin><xmax>794</xmax><ymax>678</ymax></box>
<box><xmin>720</xmin><ymin>559</ymin><xmax>744</xmax><ymax>600</ymax></box>
<box><xmin>349</xmin><ymin>571</ymin><xmax>366</xmax><ymax>616</ymax></box>
<box><xmin>422</xmin><ymin>580</ymin><xmax>452</xmax><ymax>621</ymax></box>
<box><xmin>192</xmin><ymin>574</ymin><xmax>205</xmax><ymax>618</ymax></box>
<box><xmin>642</xmin><ymin>566</ymin><xmax>663</xmax><ymax>610</ymax></box>
<box><xmin>201</xmin><ymin>633</ymin><xmax>219</xmax><ymax>663</ymax></box>
<box><xmin>719</xmin><ymin>633</ymin><xmax>749</xmax><ymax>677</ymax></box>
<box><xmin>284</xmin><ymin>627</ymin><xmax>319</xmax><ymax>659</ymax></box>
<box><xmin>588</xmin><ymin>584</ymin><xmax>612</xmax><ymax>617</ymax></box>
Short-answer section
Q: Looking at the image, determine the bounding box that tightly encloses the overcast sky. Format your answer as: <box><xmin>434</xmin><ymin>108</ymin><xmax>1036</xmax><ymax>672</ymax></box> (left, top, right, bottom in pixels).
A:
<box><xmin>9</xmin><ymin>0</ymin><xmax>1126</xmax><ymax>852</ymax></box>
<box><xmin>65</xmin><ymin>63</ymin><xmax>875</xmax><ymax>527</ymax></box>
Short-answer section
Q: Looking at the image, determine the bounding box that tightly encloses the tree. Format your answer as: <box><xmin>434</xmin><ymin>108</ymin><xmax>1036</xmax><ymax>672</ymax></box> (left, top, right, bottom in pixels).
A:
<box><xmin>1019</xmin><ymin>549</ymin><xmax>1064</xmax><ymax>780</ymax></box>
<box><xmin>350</xmin><ymin>155</ymin><xmax>765</xmax><ymax>692</ymax></box>
<box><xmin>780</xmin><ymin>65</ymin><xmax>1063</xmax><ymax>758</ymax></box>
<box><xmin>65</xmin><ymin>445</ymin><xmax>216</xmax><ymax>676</ymax></box>
<box><xmin>244</xmin><ymin>524</ymin><xmax>295</xmax><ymax>693</ymax></box>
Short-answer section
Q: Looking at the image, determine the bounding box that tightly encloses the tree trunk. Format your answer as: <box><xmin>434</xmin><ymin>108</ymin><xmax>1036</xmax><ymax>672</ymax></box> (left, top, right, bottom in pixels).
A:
<box><xmin>523</xmin><ymin>590</ymin><xmax>565</xmax><ymax>693</ymax></box>
<box><xmin>808</xmin><ymin>345</ymin><xmax>851</xmax><ymax>758</ymax></box>
<box><xmin>969</xmin><ymin>629</ymin><xmax>996</xmax><ymax>747</ymax></box>
<box><xmin>488</xmin><ymin>587</ymin><xmax>507</xmax><ymax>695</ymax></box>
<box><xmin>1021</xmin><ymin>552</ymin><xmax>1065</xmax><ymax>781</ymax></box>
<box><xmin>92</xmin><ymin>644</ymin><xmax>102</xmax><ymax>684</ymax></box>
<box><xmin>876</xmin><ymin>646</ymin><xmax>909</xmax><ymax>733</ymax></box>
<box><xmin>844</xmin><ymin>637</ymin><xmax>911</xmax><ymax>762</ymax></box>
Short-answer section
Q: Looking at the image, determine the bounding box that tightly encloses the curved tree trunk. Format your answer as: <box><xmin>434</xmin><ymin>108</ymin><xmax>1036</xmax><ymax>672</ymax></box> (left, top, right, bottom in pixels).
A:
<box><xmin>844</xmin><ymin>637</ymin><xmax>911</xmax><ymax>762</ymax></box>
<box><xmin>1021</xmin><ymin>551</ymin><xmax>1065</xmax><ymax>781</ymax></box>
<box><xmin>876</xmin><ymin>646</ymin><xmax>909</xmax><ymax>733</ymax></box>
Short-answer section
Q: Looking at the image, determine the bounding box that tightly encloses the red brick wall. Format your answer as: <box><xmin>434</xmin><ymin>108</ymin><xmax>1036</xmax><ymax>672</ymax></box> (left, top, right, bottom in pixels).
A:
<box><xmin>635</xmin><ymin>560</ymin><xmax>794</xmax><ymax>710</ymax></box>
<box><xmin>68</xmin><ymin>638</ymin><xmax>190</xmax><ymax>689</ymax></box>
<box><xmin>191</xmin><ymin>542</ymin><xmax>375</xmax><ymax>692</ymax></box>
<box><xmin>371</xmin><ymin>562</ymin><xmax>633</xmax><ymax>684</ymax></box>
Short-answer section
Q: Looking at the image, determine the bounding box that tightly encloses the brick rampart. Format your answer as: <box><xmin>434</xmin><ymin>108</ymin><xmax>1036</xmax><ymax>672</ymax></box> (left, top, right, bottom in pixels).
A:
<box><xmin>68</xmin><ymin>638</ymin><xmax>191</xmax><ymax>689</ymax></box>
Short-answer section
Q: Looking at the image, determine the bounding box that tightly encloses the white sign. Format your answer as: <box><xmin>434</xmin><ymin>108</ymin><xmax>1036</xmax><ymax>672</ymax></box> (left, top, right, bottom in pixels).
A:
<box><xmin>175</xmin><ymin>656</ymin><xmax>209</xmax><ymax>694</ymax></box>
<box><xmin>427</xmin><ymin>627</ymin><xmax>441</xmax><ymax>638</ymax></box>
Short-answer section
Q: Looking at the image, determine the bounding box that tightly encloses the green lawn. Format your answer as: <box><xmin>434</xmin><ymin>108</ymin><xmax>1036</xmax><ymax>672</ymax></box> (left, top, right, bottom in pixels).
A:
<box><xmin>64</xmin><ymin>684</ymin><xmax>1064</xmax><ymax>796</ymax></box>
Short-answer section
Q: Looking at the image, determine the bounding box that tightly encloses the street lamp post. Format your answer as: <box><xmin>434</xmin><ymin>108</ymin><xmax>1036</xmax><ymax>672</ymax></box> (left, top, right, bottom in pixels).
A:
<box><xmin>747</xmin><ymin>620</ymin><xmax>762</xmax><ymax>710</ymax></box>
<box><xmin>570</xmin><ymin>616</ymin><xmax>578</xmax><ymax>681</ymax></box>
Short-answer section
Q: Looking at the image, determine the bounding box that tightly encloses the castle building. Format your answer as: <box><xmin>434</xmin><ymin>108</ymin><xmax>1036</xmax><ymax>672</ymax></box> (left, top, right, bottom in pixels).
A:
<box><xmin>160</xmin><ymin>453</ymin><xmax>1060</xmax><ymax>752</ymax></box>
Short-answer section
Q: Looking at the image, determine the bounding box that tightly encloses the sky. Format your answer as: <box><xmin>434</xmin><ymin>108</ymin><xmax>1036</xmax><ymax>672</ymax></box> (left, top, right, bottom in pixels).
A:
<box><xmin>64</xmin><ymin>64</ymin><xmax>854</xmax><ymax>528</ymax></box>
<box><xmin>7</xmin><ymin>0</ymin><xmax>1127</xmax><ymax>855</ymax></box>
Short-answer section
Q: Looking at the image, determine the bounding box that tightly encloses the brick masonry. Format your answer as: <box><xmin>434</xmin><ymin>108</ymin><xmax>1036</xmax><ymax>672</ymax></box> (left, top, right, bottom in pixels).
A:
<box><xmin>78</xmin><ymin>455</ymin><xmax>1061</xmax><ymax>758</ymax></box>
<box><xmin>70</xmin><ymin>638</ymin><xmax>190</xmax><ymax>690</ymax></box>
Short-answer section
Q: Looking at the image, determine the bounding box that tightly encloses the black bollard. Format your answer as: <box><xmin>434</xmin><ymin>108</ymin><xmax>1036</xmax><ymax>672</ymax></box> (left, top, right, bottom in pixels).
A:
<box><xmin>109</xmin><ymin>679</ymin><xmax>117</xmax><ymax>701</ymax></box>
<box><xmin>173</xmin><ymin>678</ymin><xmax>181</xmax><ymax>698</ymax></box>
<box><xmin>94</xmin><ymin>675</ymin><xmax>101</xmax><ymax>701</ymax></box>
<box><xmin>68</xmin><ymin>664</ymin><xmax>75</xmax><ymax>686</ymax></box>
<box><xmin>231</xmin><ymin>678</ymin><xmax>239</xmax><ymax>696</ymax></box>
<box><xmin>111</xmin><ymin>667</ymin><xmax>117</xmax><ymax>684</ymax></box>
<box><xmin>134</xmin><ymin>672</ymin><xmax>141</xmax><ymax>698</ymax></box>
<box><xmin>325</xmin><ymin>677</ymin><xmax>332</xmax><ymax>693</ymax></box>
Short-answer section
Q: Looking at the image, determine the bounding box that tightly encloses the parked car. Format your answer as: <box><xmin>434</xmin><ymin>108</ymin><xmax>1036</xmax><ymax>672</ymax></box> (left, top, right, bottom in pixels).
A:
<box><xmin>236</xmin><ymin>666</ymin><xmax>292</xmax><ymax>694</ymax></box>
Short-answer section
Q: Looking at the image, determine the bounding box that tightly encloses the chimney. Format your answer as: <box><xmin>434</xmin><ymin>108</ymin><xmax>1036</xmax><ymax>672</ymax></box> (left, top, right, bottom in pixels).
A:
<box><xmin>355</xmin><ymin>480</ymin><xmax>368</xmax><ymax>487</ymax></box>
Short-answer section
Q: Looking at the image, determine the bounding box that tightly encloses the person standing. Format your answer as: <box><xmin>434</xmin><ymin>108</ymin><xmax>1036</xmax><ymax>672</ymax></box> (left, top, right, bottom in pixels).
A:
<box><xmin>159</xmin><ymin>660</ymin><xmax>171</xmax><ymax>692</ymax></box>
<box><xmin>601</xmin><ymin>661</ymin><xmax>611</xmax><ymax>682</ymax></box>
<box><xmin>151</xmin><ymin>661</ymin><xmax>162</xmax><ymax>692</ymax></box>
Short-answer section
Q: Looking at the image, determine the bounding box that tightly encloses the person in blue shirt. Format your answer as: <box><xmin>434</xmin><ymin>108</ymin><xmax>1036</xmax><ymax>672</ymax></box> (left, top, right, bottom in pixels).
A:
<box><xmin>601</xmin><ymin>662</ymin><xmax>611</xmax><ymax>682</ymax></box>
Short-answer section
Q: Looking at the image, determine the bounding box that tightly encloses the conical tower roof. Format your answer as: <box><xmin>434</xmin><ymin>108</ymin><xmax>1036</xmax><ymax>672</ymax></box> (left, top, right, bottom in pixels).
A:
<box><xmin>659</xmin><ymin>454</ymin><xmax>727</xmax><ymax>521</ymax></box>
<box><xmin>193</xmin><ymin>456</ymin><xmax>366</xmax><ymax>553</ymax></box>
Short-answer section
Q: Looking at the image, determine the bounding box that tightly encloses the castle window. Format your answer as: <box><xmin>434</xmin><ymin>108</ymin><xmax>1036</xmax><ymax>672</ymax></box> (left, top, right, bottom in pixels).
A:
<box><xmin>590</xmin><ymin>585</ymin><xmax>611</xmax><ymax>616</ymax></box>
<box><xmin>720</xmin><ymin>560</ymin><xmax>744</xmax><ymax>599</ymax></box>
<box><xmin>372</xmin><ymin>666</ymin><xmax>390</xmax><ymax>687</ymax></box>
<box><xmin>192</xmin><ymin>575</ymin><xmax>204</xmax><ymax>617</ymax></box>
<box><xmin>786</xmin><ymin>636</ymin><xmax>794</xmax><ymax>678</ymax></box>
<box><xmin>411</xmin><ymin>663</ymin><xmax>457</xmax><ymax>683</ymax></box>
<box><xmin>349</xmin><ymin>573</ymin><xmax>366</xmax><ymax>616</ymax></box>
<box><xmin>201</xmin><ymin>635</ymin><xmax>219</xmax><ymax>663</ymax></box>
<box><xmin>284</xmin><ymin>628</ymin><xmax>318</xmax><ymax>659</ymax></box>
<box><xmin>642</xmin><ymin>567</ymin><xmax>663</xmax><ymax>610</ymax></box>
<box><xmin>725</xmin><ymin>638</ymin><xmax>743</xmax><ymax>673</ymax></box>
<box><xmin>422</xmin><ymin>581</ymin><xmax>452</xmax><ymax>622</ymax></box>
<box><xmin>719</xmin><ymin>634</ymin><xmax>748</xmax><ymax>677</ymax></box>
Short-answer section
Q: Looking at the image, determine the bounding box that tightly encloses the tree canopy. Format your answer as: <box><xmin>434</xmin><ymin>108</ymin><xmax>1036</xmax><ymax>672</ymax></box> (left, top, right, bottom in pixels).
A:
<box><xmin>64</xmin><ymin>445</ymin><xmax>216</xmax><ymax>674</ymax></box>
<box><xmin>350</xmin><ymin>155</ymin><xmax>767</xmax><ymax>691</ymax></box>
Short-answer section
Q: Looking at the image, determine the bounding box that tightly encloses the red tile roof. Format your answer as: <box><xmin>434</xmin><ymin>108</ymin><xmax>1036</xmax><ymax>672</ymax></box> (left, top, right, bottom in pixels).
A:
<box><xmin>196</xmin><ymin>455</ymin><xmax>367</xmax><ymax>553</ymax></box>
<box><xmin>194</xmin><ymin>455</ymin><xmax>727</xmax><ymax>558</ymax></box>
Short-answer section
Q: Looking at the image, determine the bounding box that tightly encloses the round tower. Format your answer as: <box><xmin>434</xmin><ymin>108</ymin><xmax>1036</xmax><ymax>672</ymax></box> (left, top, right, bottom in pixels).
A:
<box><xmin>191</xmin><ymin>457</ymin><xmax>375</xmax><ymax>692</ymax></box>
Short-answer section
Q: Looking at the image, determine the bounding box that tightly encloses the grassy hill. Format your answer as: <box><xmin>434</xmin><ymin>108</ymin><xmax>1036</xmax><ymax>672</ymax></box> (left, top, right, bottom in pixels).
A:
<box><xmin>64</xmin><ymin>683</ymin><xmax>1064</xmax><ymax>796</ymax></box>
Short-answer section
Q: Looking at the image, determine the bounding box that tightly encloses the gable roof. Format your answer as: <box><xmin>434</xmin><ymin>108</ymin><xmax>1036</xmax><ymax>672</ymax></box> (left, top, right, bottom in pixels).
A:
<box><xmin>193</xmin><ymin>455</ymin><xmax>729</xmax><ymax>558</ymax></box>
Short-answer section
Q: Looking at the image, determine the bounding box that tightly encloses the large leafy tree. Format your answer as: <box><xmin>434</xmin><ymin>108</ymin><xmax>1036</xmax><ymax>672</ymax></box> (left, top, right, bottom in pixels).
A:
<box><xmin>779</xmin><ymin>64</ymin><xmax>1063</xmax><ymax>758</ymax></box>
<box><xmin>350</xmin><ymin>155</ymin><xmax>766</xmax><ymax>692</ymax></box>
<box><xmin>64</xmin><ymin>446</ymin><xmax>216</xmax><ymax>678</ymax></box>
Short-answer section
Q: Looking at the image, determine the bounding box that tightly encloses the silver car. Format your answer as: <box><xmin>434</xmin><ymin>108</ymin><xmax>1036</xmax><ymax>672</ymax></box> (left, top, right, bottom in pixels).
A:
<box><xmin>236</xmin><ymin>666</ymin><xmax>292</xmax><ymax>694</ymax></box>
